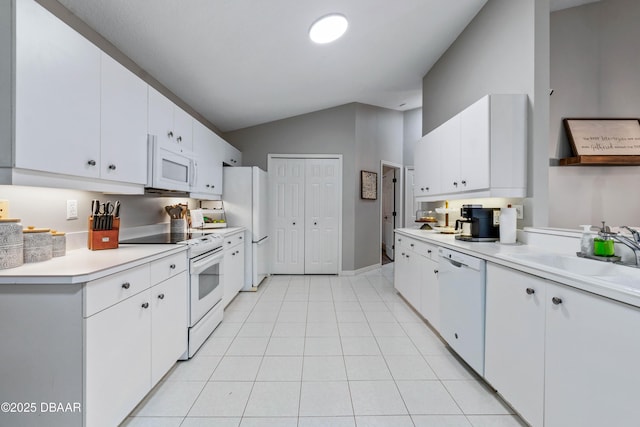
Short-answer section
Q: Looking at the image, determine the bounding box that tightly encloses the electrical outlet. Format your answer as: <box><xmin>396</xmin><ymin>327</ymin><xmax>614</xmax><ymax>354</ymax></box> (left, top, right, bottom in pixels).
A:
<box><xmin>0</xmin><ymin>200</ymin><xmax>8</xmax><ymax>219</ymax></box>
<box><xmin>513</xmin><ymin>204</ymin><xmax>524</xmax><ymax>220</ymax></box>
<box><xmin>67</xmin><ymin>200</ymin><xmax>78</xmax><ymax>220</ymax></box>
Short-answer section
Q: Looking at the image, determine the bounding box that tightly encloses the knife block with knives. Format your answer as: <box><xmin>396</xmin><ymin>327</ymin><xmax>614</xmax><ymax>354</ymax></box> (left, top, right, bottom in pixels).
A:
<box><xmin>88</xmin><ymin>199</ymin><xmax>120</xmax><ymax>250</ymax></box>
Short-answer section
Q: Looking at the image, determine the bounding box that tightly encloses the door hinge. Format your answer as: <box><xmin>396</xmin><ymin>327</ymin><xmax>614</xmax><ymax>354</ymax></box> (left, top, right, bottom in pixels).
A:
<box><xmin>392</xmin><ymin>178</ymin><xmax>397</xmax><ymax>183</ymax></box>
<box><xmin>392</xmin><ymin>244</ymin><xmax>395</xmax><ymax>250</ymax></box>
<box><xmin>392</xmin><ymin>212</ymin><xmax>397</xmax><ymax>217</ymax></box>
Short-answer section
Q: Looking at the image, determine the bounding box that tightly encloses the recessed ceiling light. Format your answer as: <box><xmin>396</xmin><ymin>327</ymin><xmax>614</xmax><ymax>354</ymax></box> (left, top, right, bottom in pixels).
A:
<box><xmin>309</xmin><ymin>14</ymin><xmax>348</xmax><ymax>44</ymax></box>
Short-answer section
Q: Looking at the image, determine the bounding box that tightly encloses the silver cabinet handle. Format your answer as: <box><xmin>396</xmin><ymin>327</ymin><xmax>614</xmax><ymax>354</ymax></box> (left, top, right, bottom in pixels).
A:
<box><xmin>167</xmin><ymin>131</ymin><xmax>174</xmax><ymax>138</ymax></box>
<box><xmin>410</xmin><ymin>243</ymin><xmax>414</xmax><ymax>247</ymax></box>
<box><xmin>108</xmin><ymin>164</ymin><xmax>116</xmax><ymax>170</ymax></box>
<box><xmin>293</xmin><ymin>222</ymin><xmax>296</xmax><ymax>226</ymax></box>
<box><xmin>87</xmin><ymin>159</ymin><xmax>96</xmax><ymax>166</ymax></box>
<box><xmin>434</xmin><ymin>269</ymin><xmax>438</xmax><ymax>274</ymax></box>
<box><xmin>232</xmin><ymin>252</ymin><xmax>236</xmax><ymax>256</ymax></box>
<box><xmin>206</xmin><ymin>184</ymin><xmax>210</xmax><ymax>188</ymax></box>
<box><xmin>158</xmin><ymin>293</ymin><xmax>165</xmax><ymax>300</ymax></box>
<box><xmin>169</xmin><ymin>264</ymin><xmax>176</xmax><ymax>269</ymax></box>
<box><xmin>425</xmin><ymin>187</ymin><xmax>429</xmax><ymax>191</ymax></box>
<box><xmin>552</xmin><ymin>297</ymin><xmax>562</xmax><ymax>305</ymax></box>
<box><xmin>453</xmin><ymin>181</ymin><xmax>458</xmax><ymax>187</ymax></box>
<box><xmin>239</xmin><ymin>236</ymin><xmax>242</xmax><ymax>239</ymax></box>
<box><xmin>526</xmin><ymin>288</ymin><xmax>535</xmax><ymax>295</ymax></box>
<box><xmin>461</xmin><ymin>180</ymin><xmax>467</xmax><ymax>186</ymax></box>
<box><xmin>427</xmin><ymin>249</ymin><xmax>432</xmax><ymax>254</ymax></box>
<box><xmin>122</xmin><ymin>282</ymin><xmax>130</xmax><ymax>289</ymax></box>
<box><xmin>176</xmin><ymin>136</ymin><xmax>182</xmax><ymax>143</ymax></box>
<box><xmin>141</xmin><ymin>302</ymin><xmax>149</xmax><ymax>309</ymax></box>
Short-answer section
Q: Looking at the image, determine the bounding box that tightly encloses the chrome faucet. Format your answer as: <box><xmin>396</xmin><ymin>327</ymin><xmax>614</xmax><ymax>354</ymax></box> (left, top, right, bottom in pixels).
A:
<box><xmin>610</xmin><ymin>226</ymin><xmax>640</xmax><ymax>267</ymax></box>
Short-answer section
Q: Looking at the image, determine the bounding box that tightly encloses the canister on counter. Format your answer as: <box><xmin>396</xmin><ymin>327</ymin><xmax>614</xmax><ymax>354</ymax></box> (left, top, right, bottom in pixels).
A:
<box><xmin>23</xmin><ymin>226</ymin><xmax>52</xmax><ymax>263</ymax></box>
<box><xmin>51</xmin><ymin>230</ymin><xmax>66</xmax><ymax>257</ymax></box>
<box><xmin>0</xmin><ymin>218</ymin><xmax>24</xmax><ymax>269</ymax></box>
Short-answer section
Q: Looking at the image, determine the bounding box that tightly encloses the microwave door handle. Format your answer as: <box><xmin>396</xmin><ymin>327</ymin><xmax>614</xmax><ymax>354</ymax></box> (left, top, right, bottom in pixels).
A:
<box><xmin>191</xmin><ymin>159</ymin><xmax>197</xmax><ymax>187</ymax></box>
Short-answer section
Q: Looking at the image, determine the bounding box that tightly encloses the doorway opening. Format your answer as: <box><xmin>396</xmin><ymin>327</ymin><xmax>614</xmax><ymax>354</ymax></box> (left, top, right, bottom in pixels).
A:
<box><xmin>380</xmin><ymin>161</ymin><xmax>402</xmax><ymax>265</ymax></box>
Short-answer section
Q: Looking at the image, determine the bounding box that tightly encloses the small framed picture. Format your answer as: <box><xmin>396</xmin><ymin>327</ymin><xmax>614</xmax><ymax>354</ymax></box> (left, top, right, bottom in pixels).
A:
<box><xmin>360</xmin><ymin>170</ymin><xmax>377</xmax><ymax>200</ymax></box>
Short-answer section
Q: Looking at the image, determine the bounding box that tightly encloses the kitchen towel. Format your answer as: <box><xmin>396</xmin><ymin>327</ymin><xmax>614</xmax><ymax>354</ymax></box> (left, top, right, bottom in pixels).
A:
<box><xmin>499</xmin><ymin>207</ymin><xmax>517</xmax><ymax>244</ymax></box>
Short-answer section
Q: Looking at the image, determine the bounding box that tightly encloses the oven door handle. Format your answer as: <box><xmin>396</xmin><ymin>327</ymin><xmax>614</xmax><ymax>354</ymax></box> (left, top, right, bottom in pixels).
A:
<box><xmin>191</xmin><ymin>253</ymin><xmax>224</xmax><ymax>275</ymax></box>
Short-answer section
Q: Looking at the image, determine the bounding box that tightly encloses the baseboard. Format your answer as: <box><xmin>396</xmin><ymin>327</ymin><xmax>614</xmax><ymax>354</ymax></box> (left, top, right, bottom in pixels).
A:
<box><xmin>340</xmin><ymin>263</ymin><xmax>382</xmax><ymax>276</ymax></box>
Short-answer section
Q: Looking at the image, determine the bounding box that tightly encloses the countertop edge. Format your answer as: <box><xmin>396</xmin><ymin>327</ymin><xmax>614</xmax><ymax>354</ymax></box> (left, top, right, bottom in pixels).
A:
<box><xmin>395</xmin><ymin>228</ymin><xmax>640</xmax><ymax>308</ymax></box>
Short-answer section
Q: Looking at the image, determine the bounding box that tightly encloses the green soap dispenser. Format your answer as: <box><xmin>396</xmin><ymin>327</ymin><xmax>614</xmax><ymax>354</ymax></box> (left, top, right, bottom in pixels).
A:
<box><xmin>593</xmin><ymin>221</ymin><xmax>615</xmax><ymax>257</ymax></box>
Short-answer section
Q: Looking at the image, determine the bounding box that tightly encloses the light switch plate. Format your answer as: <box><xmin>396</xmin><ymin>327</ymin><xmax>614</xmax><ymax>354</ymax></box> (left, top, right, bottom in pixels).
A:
<box><xmin>67</xmin><ymin>200</ymin><xmax>78</xmax><ymax>220</ymax></box>
<box><xmin>0</xmin><ymin>200</ymin><xmax>8</xmax><ymax>219</ymax></box>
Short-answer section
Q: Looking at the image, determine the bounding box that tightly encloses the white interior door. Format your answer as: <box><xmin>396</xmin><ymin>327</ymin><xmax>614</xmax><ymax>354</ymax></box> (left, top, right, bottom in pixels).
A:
<box><xmin>270</xmin><ymin>158</ymin><xmax>305</xmax><ymax>274</ymax></box>
<box><xmin>382</xmin><ymin>169</ymin><xmax>395</xmax><ymax>260</ymax></box>
<box><xmin>305</xmin><ymin>158</ymin><xmax>340</xmax><ymax>274</ymax></box>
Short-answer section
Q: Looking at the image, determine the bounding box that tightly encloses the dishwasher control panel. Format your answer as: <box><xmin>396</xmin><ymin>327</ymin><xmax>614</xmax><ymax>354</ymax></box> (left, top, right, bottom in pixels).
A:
<box><xmin>438</xmin><ymin>247</ymin><xmax>484</xmax><ymax>271</ymax></box>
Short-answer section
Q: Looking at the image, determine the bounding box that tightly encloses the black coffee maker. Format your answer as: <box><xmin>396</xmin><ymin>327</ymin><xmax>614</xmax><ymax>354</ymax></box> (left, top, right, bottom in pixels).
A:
<box><xmin>455</xmin><ymin>204</ymin><xmax>499</xmax><ymax>242</ymax></box>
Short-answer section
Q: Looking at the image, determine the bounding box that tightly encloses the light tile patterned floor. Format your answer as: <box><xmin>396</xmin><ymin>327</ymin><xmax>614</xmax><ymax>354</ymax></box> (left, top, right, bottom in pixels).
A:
<box><xmin>122</xmin><ymin>264</ymin><xmax>527</xmax><ymax>427</ymax></box>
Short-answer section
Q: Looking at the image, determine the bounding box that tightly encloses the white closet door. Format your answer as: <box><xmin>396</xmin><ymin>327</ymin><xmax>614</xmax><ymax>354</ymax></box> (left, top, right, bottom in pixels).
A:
<box><xmin>270</xmin><ymin>158</ymin><xmax>305</xmax><ymax>274</ymax></box>
<box><xmin>304</xmin><ymin>158</ymin><xmax>340</xmax><ymax>274</ymax></box>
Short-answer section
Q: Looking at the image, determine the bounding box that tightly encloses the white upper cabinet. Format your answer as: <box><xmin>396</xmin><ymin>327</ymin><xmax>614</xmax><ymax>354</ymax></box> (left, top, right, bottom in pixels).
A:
<box><xmin>191</xmin><ymin>120</ymin><xmax>223</xmax><ymax>198</ymax></box>
<box><xmin>100</xmin><ymin>53</ymin><xmax>148</xmax><ymax>184</ymax></box>
<box><xmin>220</xmin><ymin>140</ymin><xmax>242</xmax><ymax>166</ymax></box>
<box><xmin>413</xmin><ymin>130</ymin><xmax>441</xmax><ymax>197</ymax></box>
<box><xmin>414</xmin><ymin>94</ymin><xmax>527</xmax><ymax>202</ymax></box>
<box><xmin>148</xmin><ymin>87</ymin><xmax>193</xmax><ymax>151</ymax></box>
<box><xmin>15</xmin><ymin>0</ymin><xmax>101</xmax><ymax>179</ymax></box>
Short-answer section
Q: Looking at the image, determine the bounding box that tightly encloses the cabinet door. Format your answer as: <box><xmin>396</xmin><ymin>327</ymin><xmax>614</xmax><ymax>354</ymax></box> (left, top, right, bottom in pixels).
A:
<box><xmin>485</xmin><ymin>264</ymin><xmax>545</xmax><ymax>427</ymax></box>
<box><xmin>414</xmin><ymin>133</ymin><xmax>441</xmax><ymax>197</ymax></box>
<box><xmin>192</xmin><ymin>121</ymin><xmax>223</xmax><ymax>197</ymax></box>
<box><xmin>459</xmin><ymin>96</ymin><xmax>490</xmax><ymax>192</ymax></box>
<box><xmin>419</xmin><ymin>256</ymin><xmax>440</xmax><ymax>330</ymax></box>
<box><xmin>394</xmin><ymin>250</ymin><xmax>421</xmax><ymax>311</ymax></box>
<box><xmin>438</xmin><ymin>115</ymin><xmax>462</xmax><ymax>194</ymax></box>
<box><xmin>270</xmin><ymin>158</ymin><xmax>305</xmax><ymax>274</ymax></box>
<box><xmin>85</xmin><ymin>290</ymin><xmax>151</xmax><ymax>427</ymax></box>
<box><xmin>173</xmin><ymin>106</ymin><xmax>193</xmax><ymax>150</ymax></box>
<box><xmin>148</xmin><ymin>87</ymin><xmax>175</xmax><ymax>145</ymax></box>
<box><xmin>151</xmin><ymin>272</ymin><xmax>188</xmax><ymax>384</ymax></box>
<box><xmin>304</xmin><ymin>158</ymin><xmax>340</xmax><ymax>274</ymax></box>
<box><xmin>15</xmin><ymin>0</ymin><xmax>101</xmax><ymax>178</ymax></box>
<box><xmin>222</xmin><ymin>141</ymin><xmax>242</xmax><ymax>166</ymax></box>
<box><xmin>545</xmin><ymin>283</ymin><xmax>640</xmax><ymax>427</ymax></box>
<box><xmin>100</xmin><ymin>53</ymin><xmax>148</xmax><ymax>184</ymax></box>
<box><xmin>223</xmin><ymin>244</ymin><xmax>243</xmax><ymax>308</ymax></box>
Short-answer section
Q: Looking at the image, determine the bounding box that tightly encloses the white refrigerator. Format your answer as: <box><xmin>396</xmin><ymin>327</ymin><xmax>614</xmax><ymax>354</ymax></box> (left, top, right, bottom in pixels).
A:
<box><xmin>223</xmin><ymin>166</ymin><xmax>270</xmax><ymax>290</ymax></box>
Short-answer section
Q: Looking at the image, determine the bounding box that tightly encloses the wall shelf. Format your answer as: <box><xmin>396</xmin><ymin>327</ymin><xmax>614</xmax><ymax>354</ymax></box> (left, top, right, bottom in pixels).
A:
<box><xmin>558</xmin><ymin>155</ymin><xmax>640</xmax><ymax>166</ymax></box>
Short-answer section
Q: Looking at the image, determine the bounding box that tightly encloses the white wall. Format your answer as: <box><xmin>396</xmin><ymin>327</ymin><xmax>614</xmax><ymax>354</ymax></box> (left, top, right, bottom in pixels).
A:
<box><xmin>549</xmin><ymin>0</ymin><xmax>640</xmax><ymax>228</ymax></box>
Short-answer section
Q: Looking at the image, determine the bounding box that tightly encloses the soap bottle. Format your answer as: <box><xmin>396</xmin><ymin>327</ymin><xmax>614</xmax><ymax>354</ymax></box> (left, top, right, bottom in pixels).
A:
<box><xmin>579</xmin><ymin>225</ymin><xmax>593</xmax><ymax>256</ymax></box>
<box><xmin>593</xmin><ymin>221</ymin><xmax>615</xmax><ymax>257</ymax></box>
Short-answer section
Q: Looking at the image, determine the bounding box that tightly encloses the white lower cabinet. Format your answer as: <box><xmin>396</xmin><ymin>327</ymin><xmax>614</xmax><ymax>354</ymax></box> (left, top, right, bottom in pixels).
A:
<box><xmin>544</xmin><ymin>282</ymin><xmax>640</xmax><ymax>427</ymax></box>
<box><xmin>151</xmin><ymin>272</ymin><xmax>188</xmax><ymax>384</ymax></box>
<box><xmin>393</xmin><ymin>233</ymin><xmax>439</xmax><ymax>328</ymax></box>
<box><xmin>485</xmin><ymin>264</ymin><xmax>545</xmax><ymax>427</ymax></box>
<box><xmin>85</xmin><ymin>290</ymin><xmax>152</xmax><ymax>427</ymax></box>
<box><xmin>84</xmin><ymin>253</ymin><xmax>188</xmax><ymax>427</ymax></box>
<box><xmin>223</xmin><ymin>231</ymin><xmax>245</xmax><ymax>308</ymax></box>
<box><xmin>485</xmin><ymin>263</ymin><xmax>640</xmax><ymax>427</ymax></box>
<box><xmin>419</xmin><ymin>256</ymin><xmax>440</xmax><ymax>330</ymax></box>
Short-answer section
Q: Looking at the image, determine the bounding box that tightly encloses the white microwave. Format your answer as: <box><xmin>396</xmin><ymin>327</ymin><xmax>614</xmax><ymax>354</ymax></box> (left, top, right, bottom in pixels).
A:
<box><xmin>146</xmin><ymin>135</ymin><xmax>195</xmax><ymax>192</ymax></box>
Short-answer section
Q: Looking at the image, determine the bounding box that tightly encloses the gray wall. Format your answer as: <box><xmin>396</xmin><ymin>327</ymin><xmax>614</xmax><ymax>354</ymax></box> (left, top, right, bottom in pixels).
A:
<box><xmin>354</xmin><ymin>104</ymin><xmax>403</xmax><ymax>269</ymax></box>
<box><xmin>421</xmin><ymin>0</ymin><xmax>550</xmax><ymax>227</ymax></box>
<box><xmin>549</xmin><ymin>0</ymin><xmax>640</xmax><ymax>228</ymax></box>
<box><xmin>402</xmin><ymin>108</ymin><xmax>423</xmax><ymax>166</ymax></box>
<box><xmin>225</xmin><ymin>103</ymin><xmax>404</xmax><ymax>272</ymax></box>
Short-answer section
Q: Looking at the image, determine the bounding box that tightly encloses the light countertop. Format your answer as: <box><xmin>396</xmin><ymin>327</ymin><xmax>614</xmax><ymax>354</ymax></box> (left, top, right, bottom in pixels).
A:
<box><xmin>0</xmin><ymin>245</ymin><xmax>187</xmax><ymax>285</ymax></box>
<box><xmin>395</xmin><ymin>228</ymin><xmax>640</xmax><ymax>308</ymax></box>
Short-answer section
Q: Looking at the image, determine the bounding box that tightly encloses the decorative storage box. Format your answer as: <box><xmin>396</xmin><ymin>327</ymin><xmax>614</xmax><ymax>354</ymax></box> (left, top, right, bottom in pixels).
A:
<box><xmin>0</xmin><ymin>218</ymin><xmax>23</xmax><ymax>269</ymax></box>
<box><xmin>23</xmin><ymin>226</ymin><xmax>52</xmax><ymax>263</ymax></box>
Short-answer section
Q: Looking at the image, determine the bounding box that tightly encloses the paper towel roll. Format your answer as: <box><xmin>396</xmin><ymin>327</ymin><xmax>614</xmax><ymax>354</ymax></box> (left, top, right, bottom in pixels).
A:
<box><xmin>500</xmin><ymin>207</ymin><xmax>517</xmax><ymax>244</ymax></box>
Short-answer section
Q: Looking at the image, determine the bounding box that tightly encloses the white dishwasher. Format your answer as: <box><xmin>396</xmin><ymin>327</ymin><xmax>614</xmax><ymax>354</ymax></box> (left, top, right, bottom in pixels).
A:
<box><xmin>438</xmin><ymin>247</ymin><xmax>486</xmax><ymax>376</ymax></box>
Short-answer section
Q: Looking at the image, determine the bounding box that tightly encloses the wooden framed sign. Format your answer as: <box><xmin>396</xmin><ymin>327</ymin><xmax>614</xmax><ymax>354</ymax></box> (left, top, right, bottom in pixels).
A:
<box><xmin>360</xmin><ymin>170</ymin><xmax>377</xmax><ymax>200</ymax></box>
<box><xmin>563</xmin><ymin>118</ymin><xmax>640</xmax><ymax>156</ymax></box>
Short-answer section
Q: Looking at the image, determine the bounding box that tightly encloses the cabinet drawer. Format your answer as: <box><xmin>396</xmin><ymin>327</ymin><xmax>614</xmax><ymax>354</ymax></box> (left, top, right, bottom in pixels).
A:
<box><xmin>224</xmin><ymin>231</ymin><xmax>245</xmax><ymax>249</ymax></box>
<box><xmin>84</xmin><ymin>264</ymin><xmax>151</xmax><ymax>317</ymax></box>
<box><xmin>412</xmin><ymin>241</ymin><xmax>436</xmax><ymax>259</ymax></box>
<box><xmin>150</xmin><ymin>252</ymin><xmax>187</xmax><ymax>284</ymax></box>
